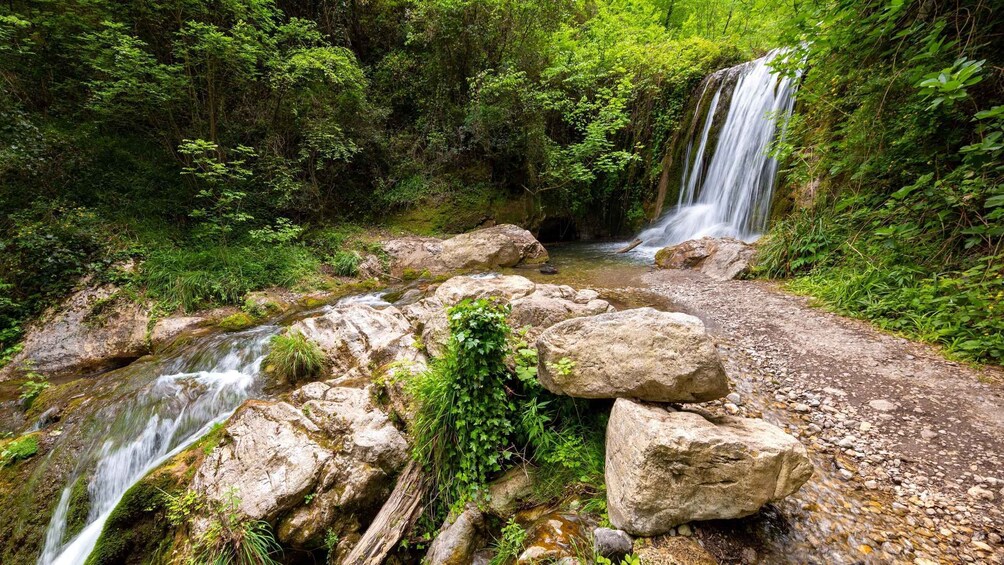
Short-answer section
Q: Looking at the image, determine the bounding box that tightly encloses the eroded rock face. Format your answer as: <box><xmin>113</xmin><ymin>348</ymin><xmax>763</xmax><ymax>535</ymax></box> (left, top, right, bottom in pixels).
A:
<box><xmin>536</xmin><ymin>308</ymin><xmax>728</xmax><ymax>402</ymax></box>
<box><xmin>192</xmin><ymin>389</ymin><xmax>408</xmax><ymax>548</ymax></box>
<box><xmin>654</xmin><ymin>237</ymin><xmax>755</xmax><ymax>281</ymax></box>
<box><xmin>384</xmin><ymin>225</ymin><xmax>548</xmax><ymax>276</ymax></box>
<box><xmin>2</xmin><ymin>285</ymin><xmax>150</xmax><ymax>379</ymax></box>
<box><xmin>605</xmin><ymin>399</ymin><xmax>813</xmax><ymax>536</ymax></box>
<box><xmin>516</xmin><ymin>510</ymin><xmax>594</xmax><ymax>564</ymax></box>
<box><xmin>290</xmin><ymin>304</ymin><xmax>425</xmax><ymax>381</ymax></box>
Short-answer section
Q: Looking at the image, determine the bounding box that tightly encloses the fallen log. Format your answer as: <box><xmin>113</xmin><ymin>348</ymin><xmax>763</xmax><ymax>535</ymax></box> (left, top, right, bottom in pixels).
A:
<box><xmin>342</xmin><ymin>460</ymin><xmax>427</xmax><ymax>564</ymax></box>
<box><xmin>617</xmin><ymin>239</ymin><xmax>643</xmax><ymax>253</ymax></box>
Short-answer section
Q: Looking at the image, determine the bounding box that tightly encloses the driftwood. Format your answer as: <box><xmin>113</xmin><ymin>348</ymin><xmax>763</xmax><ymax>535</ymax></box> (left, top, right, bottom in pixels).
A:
<box><xmin>342</xmin><ymin>460</ymin><xmax>427</xmax><ymax>565</ymax></box>
<box><xmin>616</xmin><ymin>239</ymin><xmax>643</xmax><ymax>253</ymax></box>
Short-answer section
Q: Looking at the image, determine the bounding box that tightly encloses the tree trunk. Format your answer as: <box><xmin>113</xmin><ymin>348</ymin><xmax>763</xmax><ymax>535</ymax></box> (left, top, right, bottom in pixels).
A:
<box><xmin>341</xmin><ymin>461</ymin><xmax>427</xmax><ymax>565</ymax></box>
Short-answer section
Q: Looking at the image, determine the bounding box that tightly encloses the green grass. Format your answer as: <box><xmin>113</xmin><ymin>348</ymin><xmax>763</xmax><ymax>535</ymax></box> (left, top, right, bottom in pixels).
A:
<box><xmin>264</xmin><ymin>331</ymin><xmax>325</xmax><ymax>384</ymax></box>
<box><xmin>1</xmin><ymin>434</ymin><xmax>39</xmax><ymax>467</ymax></box>
<box><xmin>142</xmin><ymin>243</ymin><xmax>318</xmax><ymax>311</ymax></box>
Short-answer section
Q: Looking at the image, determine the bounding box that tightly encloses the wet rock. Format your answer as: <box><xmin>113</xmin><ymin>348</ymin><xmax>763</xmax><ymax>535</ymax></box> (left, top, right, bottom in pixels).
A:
<box><xmin>192</xmin><ymin>393</ymin><xmax>407</xmax><ymax>548</ymax></box>
<box><xmin>654</xmin><ymin>237</ymin><xmax>755</xmax><ymax>280</ymax></box>
<box><xmin>593</xmin><ymin>527</ymin><xmax>633</xmax><ymax>559</ymax></box>
<box><xmin>149</xmin><ymin>315</ymin><xmax>208</xmax><ymax>351</ymax></box>
<box><xmin>290</xmin><ymin>304</ymin><xmax>425</xmax><ymax>381</ymax></box>
<box><xmin>516</xmin><ymin>511</ymin><xmax>593</xmax><ymax>564</ymax></box>
<box><xmin>384</xmin><ymin>225</ymin><xmax>548</xmax><ymax>276</ymax></box>
<box><xmin>1</xmin><ymin>284</ymin><xmax>150</xmax><ymax>379</ymax></box>
<box><xmin>539</xmin><ymin>263</ymin><xmax>559</xmax><ymax>275</ymax></box>
<box><xmin>425</xmin><ymin>502</ymin><xmax>485</xmax><ymax>565</ymax></box>
<box><xmin>536</xmin><ymin>308</ymin><xmax>728</xmax><ymax>402</ymax></box>
<box><xmin>605</xmin><ymin>399</ymin><xmax>813</xmax><ymax>536</ymax></box>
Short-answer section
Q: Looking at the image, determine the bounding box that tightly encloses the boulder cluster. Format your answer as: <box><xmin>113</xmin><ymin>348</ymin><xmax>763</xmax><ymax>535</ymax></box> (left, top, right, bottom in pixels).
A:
<box><xmin>534</xmin><ymin>306</ymin><xmax>814</xmax><ymax>537</ymax></box>
<box><xmin>654</xmin><ymin>236</ymin><xmax>755</xmax><ymax>281</ymax></box>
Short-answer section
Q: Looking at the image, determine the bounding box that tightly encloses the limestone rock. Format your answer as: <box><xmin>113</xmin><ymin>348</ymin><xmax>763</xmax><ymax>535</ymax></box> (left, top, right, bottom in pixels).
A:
<box><xmin>536</xmin><ymin>308</ymin><xmax>728</xmax><ymax>402</ymax></box>
<box><xmin>192</xmin><ymin>391</ymin><xmax>408</xmax><ymax>548</ymax></box>
<box><xmin>509</xmin><ymin>284</ymin><xmax>613</xmax><ymax>332</ymax></box>
<box><xmin>384</xmin><ymin>225</ymin><xmax>548</xmax><ymax>276</ymax></box>
<box><xmin>290</xmin><ymin>304</ymin><xmax>425</xmax><ymax>381</ymax></box>
<box><xmin>486</xmin><ymin>467</ymin><xmax>536</xmax><ymax>517</ymax></box>
<box><xmin>605</xmin><ymin>399</ymin><xmax>813</xmax><ymax>536</ymax></box>
<box><xmin>425</xmin><ymin>503</ymin><xmax>485</xmax><ymax>565</ymax></box>
<box><xmin>654</xmin><ymin>237</ymin><xmax>755</xmax><ymax>281</ymax></box>
<box><xmin>1</xmin><ymin>284</ymin><xmax>150</xmax><ymax>379</ymax></box>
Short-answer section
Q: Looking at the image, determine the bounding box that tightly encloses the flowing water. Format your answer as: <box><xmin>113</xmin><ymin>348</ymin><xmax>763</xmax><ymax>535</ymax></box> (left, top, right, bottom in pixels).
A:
<box><xmin>637</xmin><ymin>49</ymin><xmax>799</xmax><ymax>254</ymax></box>
<box><xmin>37</xmin><ymin>325</ymin><xmax>278</xmax><ymax>565</ymax></box>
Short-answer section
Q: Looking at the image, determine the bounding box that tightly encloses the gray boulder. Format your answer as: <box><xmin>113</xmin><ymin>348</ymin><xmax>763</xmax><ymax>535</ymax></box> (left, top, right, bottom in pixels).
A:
<box><xmin>605</xmin><ymin>399</ymin><xmax>813</xmax><ymax>536</ymax></box>
<box><xmin>593</xmin><ymin>527</ymin><xmax>633</xmax><ymax>560</ymax></box>
<box><xmin>536</xmin><ymin>308</ymin><xmax>728</xmax><ymax>402</ymax></box>
<box><xmin>192</xmin><ymin>389</ymin><xmax>408</xmax><ymax>548</ymax></box>
<box><xmin>1</xmin><ymin>284</ymin><xmax>150</xmax><ymax>379</ymax></box>
<box><xmin>655</xmin><ymin>237</ymin><xmax>755</xmax><ymax>280</ymax></box>
<box><xmin>290</xmin><ymin>304</ymin><xmax>425</xmax><ymax>381</ymax></box>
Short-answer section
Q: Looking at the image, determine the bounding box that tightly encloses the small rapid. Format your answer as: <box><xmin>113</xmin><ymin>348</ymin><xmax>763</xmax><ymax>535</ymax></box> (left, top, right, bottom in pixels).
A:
<box><xmin>637</xmin><ymin>49</ymin><xmax>799</xmax><ymax>254</ymax></box>
<box><xmin>38</xmin><ymin>325</ymin><xmax>278</xmax><ymax>565</ymax></box>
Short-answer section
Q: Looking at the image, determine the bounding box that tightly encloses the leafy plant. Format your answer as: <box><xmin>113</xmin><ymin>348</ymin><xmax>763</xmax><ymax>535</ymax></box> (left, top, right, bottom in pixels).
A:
<box><xmin>265</xmin><ymin>331</ymin><xmax>325</xmax><ymax>384</ymax></box>
<box><xmin>488</xmin><ymin>517</ymin><xmax>527</xmax><ymax>565</ymax></box>
<box><xmin>18</xmin><ymin>370</ymin><xmax>49</xmax><ymax>409</ymax></box>
<box><xmin>166</xmin><ymin>487</ymin><xmax>282</xmax><ymax>565</ymax></box>
<box><xmin>409</xmin><ymin>298</ymin><xmax>515</xmax><ymax>508</ymax></box>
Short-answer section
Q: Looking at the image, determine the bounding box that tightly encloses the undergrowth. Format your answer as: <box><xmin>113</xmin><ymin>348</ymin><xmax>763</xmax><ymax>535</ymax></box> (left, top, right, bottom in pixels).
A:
<box><xmin>409</xmin><ymin>300</ymin><xmax>608</xmax><ymax>534</ymax></box>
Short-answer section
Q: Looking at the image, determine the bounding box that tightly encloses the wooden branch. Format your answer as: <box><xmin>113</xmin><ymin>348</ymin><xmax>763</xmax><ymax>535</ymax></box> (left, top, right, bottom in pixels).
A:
<box><xmin>342</xmin><ymin>460</ymin><xmax>427</xmax><ymax>565</ymax></box>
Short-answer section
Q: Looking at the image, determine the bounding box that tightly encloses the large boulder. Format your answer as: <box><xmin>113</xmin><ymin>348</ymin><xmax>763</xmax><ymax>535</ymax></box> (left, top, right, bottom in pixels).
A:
<box><xmin>1</xmin><ymin>285</ymin><xmax>150</xmax><ymax>379</ymax></box>
<box><xmin>654</xmin><ymin>237</ymin><xmax>755</xmax><ymax>281</ymax></box>
<box><xmin>192</xmin><ymin>389</ymin><xmax>408</xmax><ymax>547</ymax></box>
<box><xmin>384</xmin><ymin>225</ymin><xmax>548</xmax><ymax>276</ymax></box>
<box><xmin>536</xmin><ymin>308</ymin><xmax>728</xmax><ymax>402</ymax></box>
<box><xmin>290</xmin><ymin>304</ymin><xmax>425</xmax><ymax>381</ymax></box>
<box><xmin>605</xmin><ymin>399</ymin><xmax>813</xmax><ymax>536</ymax></box>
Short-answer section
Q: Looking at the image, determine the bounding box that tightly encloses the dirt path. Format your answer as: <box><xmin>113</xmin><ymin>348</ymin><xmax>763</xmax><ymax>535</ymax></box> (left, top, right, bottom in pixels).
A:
<box><xmin>628</xmin><ymin>269</ymin><xmax>1004</xmax><ymax>564</ymax></box>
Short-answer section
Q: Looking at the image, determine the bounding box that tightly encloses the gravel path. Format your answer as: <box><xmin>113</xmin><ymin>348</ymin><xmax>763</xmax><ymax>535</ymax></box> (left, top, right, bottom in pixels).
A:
<box><xmin>611</xmin><ymin>269</ymin><xmax>1004</xmax><ymax>564</ymax></box>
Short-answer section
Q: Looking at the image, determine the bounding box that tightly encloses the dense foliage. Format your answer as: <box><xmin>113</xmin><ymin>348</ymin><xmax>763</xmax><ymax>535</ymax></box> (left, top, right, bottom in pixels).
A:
<box><xmin>759</xmin><ymin>0</ymin><xmax>1003</xmax><ymax>362</ymax></box>
<box><xmin>0</xmin><ymin>0</ymin><xmax>794</xmax><ymax>364</ymax></box>
<box><xmin>410</xmin><ymin>299</ymin><xmax>606</xmax><ymax>520</ymax></box>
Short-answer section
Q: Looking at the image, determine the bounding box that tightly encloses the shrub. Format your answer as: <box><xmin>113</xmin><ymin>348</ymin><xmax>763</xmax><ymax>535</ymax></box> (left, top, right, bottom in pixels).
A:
<box><xmin>265</xmin><ymin>331</ymin><xmax>325</xmax><ymax>384</ymax></box>
<box><xmin>409</xmin><ymin>298</ymin><xmax>514</xmax><ymax>506</ymax></box>
<box><xmin>165</xmin><ymin>487</ymin><xmax>282</xmax><ymax>565</ymax></box>
<box><xmin>488</xmin><ymin>518</ymin><xmax>527</xmax><ymax>565</ymax></box>
<box><xmin>18</xmin><ymin>370</ymin><xmax>49</xmax><ymax>409</ymax></box>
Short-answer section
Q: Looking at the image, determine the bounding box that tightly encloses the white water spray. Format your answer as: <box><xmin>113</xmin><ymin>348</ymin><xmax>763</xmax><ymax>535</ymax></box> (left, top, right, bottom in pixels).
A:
<box><xmin>38</xmin><ymin>326</ymin><xmax>277</xmax><ymax>565</ymax></box>
<box><xmin>637</xmin><ymin>50</ymin><xmax>799</xmax><ymax>252</ymax></box>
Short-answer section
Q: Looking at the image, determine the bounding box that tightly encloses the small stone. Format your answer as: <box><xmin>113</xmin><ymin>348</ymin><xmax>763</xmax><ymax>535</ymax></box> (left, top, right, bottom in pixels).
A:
<box><xmin>869</xmin><ymin>399</ymin><xmax>897</xmax><ymax>412</ymax></box>
<box><xmin>865</xmin><ymin>480</ymin><xmax>878</xmax><ymax>489</ymax></box>
<box><xmin>677</xmin><ymin>523</ymin><xmax>693</xmax><ymax>537</ymax></box>
<box><xmin>593</xmin><ymin>528</ymin><xmax>633</xmax><ymax>559</ymax></box>
<box><xmin>972</xmin><ymin>541</ymin><xmax>992</xmax><ymax>551</ymax></box>
<box><xmin>840</xmin><ymin>469</ymin><xmax>854</xmax><ymax>480</ymax></box>
<box><xmin>539</xmin><ymin>263</ymin><xmax>558</xmax><ymax>275</ymax></box>
<box><xmin>838</xmin><ymin>435</ymin><xmax>856</xmax><ymax>448</ymax></box>
<box><xmin>988</xmin><ymin>533</ymin><xmax>1002</xmax><ymax>544</ymax></box>
<box><xmin>967</xmin><ymin>486</ymin><xmax>995</xmax><ymax>501</ymax></box>
<box><xmin>859</xmin><ymin>421</ymin><xmax>873</xmax><ymax>432</ymax></box>
<box><xmin>726</xmin><ymin>392</ymin><xmax>742</xmax><ymax>405</ymax></box>
<box><xmin>723</xmin><ymin>402</ymin><xmax>740</xmax><ymax>415</ymax></box>
<box><xmin>793</xmin><ymin>403</ymin><xmax>811</xmax><ymax>413</ymax></box>
<box><xmin>921</xmin><ymin>429</ymin><xmax>938</xmax><ymax>440</ymax></box>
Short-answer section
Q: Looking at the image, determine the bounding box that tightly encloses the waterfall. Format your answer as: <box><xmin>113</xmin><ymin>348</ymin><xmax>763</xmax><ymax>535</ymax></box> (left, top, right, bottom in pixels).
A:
<box><xmin>38</xmin><ymin>325</ymin><xmax>278</xmax><ymax>565</ymax></box>
<box><xmin>637</xmin><ymin>49</ymin><xmax>798</xmax><ymax>253</ymax></box>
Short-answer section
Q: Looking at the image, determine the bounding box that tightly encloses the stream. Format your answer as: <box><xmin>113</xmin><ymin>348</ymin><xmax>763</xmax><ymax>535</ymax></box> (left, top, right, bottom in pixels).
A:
<box><xmin>37</xmin><ymin>325</ymin><xmax>278</xmax><ymax>564</ymax></box>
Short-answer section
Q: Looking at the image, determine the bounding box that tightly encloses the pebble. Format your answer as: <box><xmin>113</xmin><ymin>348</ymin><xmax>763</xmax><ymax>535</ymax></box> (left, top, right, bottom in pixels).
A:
<box><xmin>793</xmin><ymin>403</ymin><xmax>811</xmax><ymax>413</ymax></box>
<box><xmin>677</xmin><ymin>524</ymin><xmax>693</xmax><ymax>537</ymax></box>
<box><xmin>859</xmin><ymin>421</ymin><xmax>873</xmax><ymax>432</ymax></box>
<box><xmin>840</xmin><ymin>469</ymin><xmax>854</xmax><ymax>480</ymax></box>
<box><xmin>967</xmin><ymin>486</ymin><xmax>995</xmax><ymax>502</ymax></box>
<box><xmin>869</xmin><ymin>399</ymin><xmax>897</xmax><ymax>412</ymax></box>
<box><xmin>865</xmin><ymin>480</ymin><xmax>878</xmax><ymax>489</ymax></box>
<box><xmin>726</xmin><ymin>392</ymin><xmax>742</xmax><ymax>405</ymax></box>
<box><xmin>921</xmin><ymin>429</ymin><xmax>938</xmax><ymax>440</ymax></box>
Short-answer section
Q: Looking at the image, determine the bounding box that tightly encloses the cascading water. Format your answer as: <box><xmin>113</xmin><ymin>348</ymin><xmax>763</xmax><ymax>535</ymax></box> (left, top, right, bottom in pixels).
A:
<box><xmin>637</xmin><ymin>49</ymin><xmax>799</xmax><ymax>252</ymax></box>
<box><xmin>37</xmin><ymin>325</ymin><xmax>278</xmax><ymax>565</ymax></box>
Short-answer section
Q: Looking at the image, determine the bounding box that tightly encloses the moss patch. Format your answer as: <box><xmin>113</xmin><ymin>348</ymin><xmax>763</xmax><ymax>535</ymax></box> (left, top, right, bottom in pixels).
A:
<box><xmin>216</xmin><ymin>311</ymin><xmax>257</xmax><ymax>332</ymax></box>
